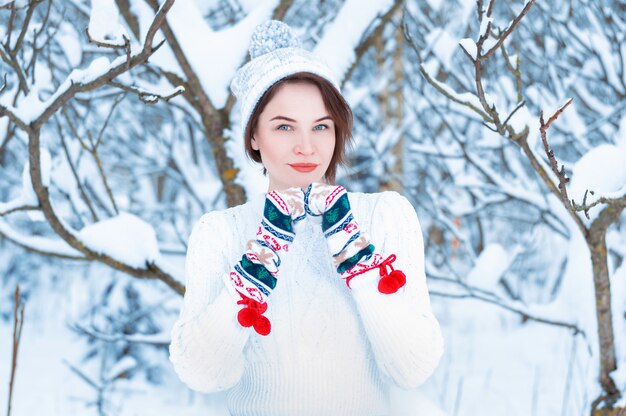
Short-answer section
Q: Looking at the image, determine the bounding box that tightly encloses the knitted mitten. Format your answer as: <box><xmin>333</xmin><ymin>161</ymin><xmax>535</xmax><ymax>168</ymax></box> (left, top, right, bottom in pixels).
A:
<box><xmin>229</xmin><ymin>187</ymin><xmax>305</xmax><ymax>335</ymax></box>
<box><xmin>304</xmin><ymin>182</ymin><xmax>406</xmax><ymax>294</ymax></box>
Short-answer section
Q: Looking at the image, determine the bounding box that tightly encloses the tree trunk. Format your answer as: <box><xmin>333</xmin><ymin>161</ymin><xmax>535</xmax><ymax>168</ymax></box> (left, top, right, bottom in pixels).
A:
<box><xmin>588</xmin><ymin>202</ymin><xmax>626</xmax><ymax>410</ymax></box>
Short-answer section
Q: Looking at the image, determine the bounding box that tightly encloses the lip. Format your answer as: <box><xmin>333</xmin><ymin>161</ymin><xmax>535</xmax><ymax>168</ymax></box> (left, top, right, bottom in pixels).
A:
<box><xmin>289</xmin><ymin>163</ymin><xmax>319</xmax><ymax>172</ymax></box>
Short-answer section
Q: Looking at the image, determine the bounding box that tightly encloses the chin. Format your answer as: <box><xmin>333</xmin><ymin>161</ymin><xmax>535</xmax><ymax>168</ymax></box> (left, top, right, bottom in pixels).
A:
<box><xmin>269</xmin><ymin>172</ymin><xmax>324</xmax><ymax>190</ymax></box>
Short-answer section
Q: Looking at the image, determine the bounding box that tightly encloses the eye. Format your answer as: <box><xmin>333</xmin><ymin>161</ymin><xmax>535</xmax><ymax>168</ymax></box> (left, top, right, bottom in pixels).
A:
<box><xmin>277</xmin><ymin>124</ymin><xmax>291</xmax><ymax>131</ymax></box>
<box><xmin>313</xmin><ymin>124</ymin><xmax>329</xmax><ymax>131</ymax></box>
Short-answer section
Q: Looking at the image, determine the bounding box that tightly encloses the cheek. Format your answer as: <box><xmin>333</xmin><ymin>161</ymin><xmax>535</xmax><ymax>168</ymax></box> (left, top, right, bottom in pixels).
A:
<box><xmin>324</xmin><ymin>133</ymin><xmax>336</xmax><ymax>155</ymax></box>
<box><xmin>263</xmin><ymin>144</ymin><xmax>287</xmax><ymax>163</ymax></box>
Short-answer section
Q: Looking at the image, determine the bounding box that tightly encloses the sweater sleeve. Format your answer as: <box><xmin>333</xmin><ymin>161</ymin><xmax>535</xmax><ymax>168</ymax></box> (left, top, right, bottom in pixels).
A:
<box><xmin>169</xmin><ymin>211</ymin><xmax>252</xmax><ymax>393</ymax></box>
<box><xmin>349</xmin><ymin>191</ymin><xmax>445</xmax><ymax>389</ymax></box>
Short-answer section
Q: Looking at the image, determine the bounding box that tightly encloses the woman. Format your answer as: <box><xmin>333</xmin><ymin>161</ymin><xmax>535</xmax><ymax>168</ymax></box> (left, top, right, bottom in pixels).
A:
<box><xmin>169</xmin><ymin>20</ymin><xmax>444</xmax><ymax>416</ymax></box>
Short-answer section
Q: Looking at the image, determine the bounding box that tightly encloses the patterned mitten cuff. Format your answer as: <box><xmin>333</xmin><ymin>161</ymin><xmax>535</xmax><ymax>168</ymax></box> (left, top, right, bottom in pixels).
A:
<box><xmin>305</xmin><ymin>182</ymin><xmax>406</xmax><ymax>294</ymax></box>
<box><xmin>229</xmin><ymin>187</ymin><xmax>305</xmax><ymax>335</ymax></box>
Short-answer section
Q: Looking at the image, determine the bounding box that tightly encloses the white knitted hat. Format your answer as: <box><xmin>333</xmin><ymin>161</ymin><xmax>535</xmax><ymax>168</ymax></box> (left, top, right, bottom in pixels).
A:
<box><xmin>230</xmin><ymin>20</ymin><xmax>341</xmax><ymax>135</ymax></box>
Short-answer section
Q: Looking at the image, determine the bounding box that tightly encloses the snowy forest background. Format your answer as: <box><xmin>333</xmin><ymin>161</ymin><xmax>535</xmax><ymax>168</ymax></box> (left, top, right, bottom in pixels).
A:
<box><xmin>1</xmin><ymin>0</ymin><xmax>626</xmax><ymax>415</ymax></box>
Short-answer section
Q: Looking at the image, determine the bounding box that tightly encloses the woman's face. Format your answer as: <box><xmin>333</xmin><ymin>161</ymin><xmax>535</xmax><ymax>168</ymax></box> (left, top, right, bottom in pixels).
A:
<box><xmin>252</xmin><ymin>81</ymin><xmax>336</xmax><ymax>191</ymax></box>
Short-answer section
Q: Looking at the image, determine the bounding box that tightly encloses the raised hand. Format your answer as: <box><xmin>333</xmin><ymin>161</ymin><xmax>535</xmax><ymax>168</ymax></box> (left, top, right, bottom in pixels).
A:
<box><xmin>304</xmin><ymin>182</ymin><xmax>406</xmax><ymax>294</ymax></box>
<box><xmin>229</xmin><ymin>186</ymin><xmax>306</xmax><ymax>335</ymax></box>
<box><xmin>303</xmin><ymin>182</ymin><xmax>342</xmax><ymax>217</ymax></box>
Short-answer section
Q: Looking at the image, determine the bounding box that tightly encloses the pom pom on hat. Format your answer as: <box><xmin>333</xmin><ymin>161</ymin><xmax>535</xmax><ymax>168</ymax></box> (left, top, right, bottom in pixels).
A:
<box><xmin>249</xmin><ymin>20</ymin><xmax>300</xmax><ymax>59</ymax></box>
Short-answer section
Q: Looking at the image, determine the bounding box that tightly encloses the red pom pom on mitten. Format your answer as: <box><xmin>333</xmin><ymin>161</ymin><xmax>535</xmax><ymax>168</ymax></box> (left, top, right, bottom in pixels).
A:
<box><xmin>345</xmin><ymin>254</ymin><xmax>407</xmax><ymax>294</ymax></box>
<box><xmin>237</xmin><ymin>294</ymin><xmax>271</xmax><ymax>336</ymax></box>
<box><xmin>378</xmin><ymin>269</ymin><xmax>407</xmax><ymax>294</ymax></box>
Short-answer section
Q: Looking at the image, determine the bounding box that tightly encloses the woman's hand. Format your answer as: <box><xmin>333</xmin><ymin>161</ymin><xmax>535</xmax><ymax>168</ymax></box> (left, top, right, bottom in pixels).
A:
<box><xmin>303</xmin><ymin>182</ymin><xmax>345</xmax><ymax>217</ymax></box>
<box><xmin>229</xmin><ymin>185</ymin><xmax>306</xmax><ymax>336</ymax></box>
<box><xmin>269</xmin><ymin>186</ymin><xmax>306</xmax><ymax>230</ymax></box>
<box><xmin>304</xmin><ymin>182</ymin><xmax>406</xmax><ymax>294</ymax></box>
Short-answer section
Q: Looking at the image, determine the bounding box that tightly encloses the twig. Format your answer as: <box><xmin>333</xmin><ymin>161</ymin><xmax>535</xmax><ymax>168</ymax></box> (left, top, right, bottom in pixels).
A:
<box><xmin>500</xmin><ymin>44</ymin><xmax>523</xmax><ymax>103</ymax></box>
<box><xmin>480</xmin><ymin>0</ymin><xmax>537</xmax><ymax>60</ymax></box>
<box><xmin>0</xmin><ymin>200</ymin><xmax>39</xmax><ymax>216</ymax></box>
<box><xmin>31</xmin><ymin>0</ymin><xmax>175</xmax><ymax>128</ymax></box>
<box><xmin>7</xmin><ymin>285</ymin><xmax>25</xmax><ymax>416</ymax></box>
<box><xmin>85</xmin><ymin>27</ymin><xmax>129</xmax><ymax>50</ymax></box>
<box><xmin>501</xmin><ymin>99</ymin><xmax>526</xmax><ymax>129</ymax></box>
<box><xmin>70</xmin><ymin>322</ymin><xmax>170</xmax><ymax>346</ymax></box>
<box><xmin>342</xmin><ymin>1</ymin><xmax>402</xmax><ymax>85</ymax></box>
<box><xmin>402</xmin><ymin>21</ymin><xmax>493</xmax><ymax>121</ymax></box>
<box><xmin>107</xmin><ymin>80</ymin><xmax>185</xmax><ymax>104</ymax></box>
<box><xmin>429</xmin><ymin>288</ymin><xmax>588</xmax><ymax>342</ymax></box>
<box><xmin>572</xmin><ymin>192</ymin><xmax>626</xmax><ymax>220</ymax></box>
<box><xmin>54</xmin><ymin>113</ymin><xmax>99</xmax><ymax>222</ymax></box>
<box><xmin>539</xmin><ymin>98</ymin><xmax>574</xmax><ymax>211</ymax></box>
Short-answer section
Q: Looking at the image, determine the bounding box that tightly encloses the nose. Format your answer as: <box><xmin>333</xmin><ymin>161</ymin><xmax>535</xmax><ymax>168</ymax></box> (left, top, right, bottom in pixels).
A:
<box><xmin>294</xmin><ymin>130</ymin><xmax>314</xmax><ymax>155</ymax></box>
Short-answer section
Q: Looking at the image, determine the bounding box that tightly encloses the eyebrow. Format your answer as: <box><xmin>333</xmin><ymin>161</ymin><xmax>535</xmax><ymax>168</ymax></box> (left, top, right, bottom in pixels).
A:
<box><xmin>269</xmin><ymin>115</ymin><xmax>332</xmax><ymax>123</ymax></box>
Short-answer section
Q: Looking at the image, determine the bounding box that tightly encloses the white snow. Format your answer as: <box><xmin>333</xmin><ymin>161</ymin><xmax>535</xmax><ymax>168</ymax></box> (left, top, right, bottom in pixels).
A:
<box><xmin>479</xmin><ymin>16</ymin><xmax>493</xmax><ymax>39</ymax></box>
<box><xmin>426</xmin><ymin>28</ymin><xmax>461</xmax><ymax>68</ymax></box>
<box><xmin>424</xmin><ymin>0</ymin><xmax>443</xmax><ymax>10</ymax></box>
<box><xmin>137</xmin><ymin>0</ymin><xmax>278</xmax><ymax>109</ymax></box>
<box><xmin>508</xmin><ymin>103</ymin><xmax>540</xmax><ymax>151</ymax></box>
<box><xmin>568</xmin><ymin>143</ymin><xmax>626</xmax><ymax>217</ymax></box>
<box><xmin>88</xmin><ymin>0</ymin><xmax>130</xmax><ymax>46</ymax></box>
<box><xmin>465</xmin><ymin>243</ymin><xmax>511</xmax><ymax>291</ymax></box>
<box><xmin>0</xmin><ymin>196</ymin><xmax>25</xmax><ymax>214</ymax></box>
<box><xmin>589</xmin><ymin>32</ymin><xmax>624</xmax><ymax>94</ymax></box>
<box><xmin>0</xmin><ymin>217</ymin><xmax>82</xmax><ymax>256</ymax></box>
<box><xmin>12</xmin><ymin>87</ymin><xmax>45</xmax><ymax>123</ymax></box>
<box><xmin>315</xmin><ymin>0</ymin><xmax>395</xmax><ymax>84</ymax></box>
<box><xmin>57</xmin><ymin>22</ymin><xmax>83</xmax><ymax>67</ymax></box>
<box><xmin>421</xmin><ymin>59</ymin><xmax>486</xmax><ymax>113</ymax></box>
<box><xmin>459</xmin><ymin>37</ymin><xmax>477</xmax><ymax>60</ymax></box>
<box><xmin>71</xmin><ymin>56</ymin><xmax>113</xmax><ymax>84</ymax></box>
<box><xmin>11</xmin><ymin>56</ymin><xmax>114</xmax><ymax>123</ymax></box>
<box><xmin>76</xmin><ymin>212</ymin><xmax>161</xmax><ymax>268</ymax></box>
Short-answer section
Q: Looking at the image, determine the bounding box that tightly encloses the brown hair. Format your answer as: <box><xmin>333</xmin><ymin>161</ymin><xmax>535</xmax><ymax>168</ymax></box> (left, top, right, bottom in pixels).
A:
<box><xmin>243</xmin><ymin>72</ymin><xmax>353</xmax><ymax>185</ymax></box>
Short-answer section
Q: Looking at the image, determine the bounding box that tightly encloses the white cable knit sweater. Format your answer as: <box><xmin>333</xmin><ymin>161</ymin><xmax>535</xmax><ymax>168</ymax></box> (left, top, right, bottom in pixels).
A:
<box><xmin>169</xmin><ymin>190</ymin><xmax>444</xmax><ymax>416</ymax></box>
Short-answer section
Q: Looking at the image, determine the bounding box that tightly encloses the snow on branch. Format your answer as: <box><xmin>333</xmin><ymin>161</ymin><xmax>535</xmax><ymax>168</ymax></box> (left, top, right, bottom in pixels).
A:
<box><xmin>0</xmin><ymin>0</ymin><xmax>186</xmax><ymax>296</ymax></box>
<box><xmin>0</xmin><ymin>217</ymin><xmax>84</xmax><ymax>259</ymax></box>
<box><xmin>403</xmin><ymin>25</ymin><xmax>492</xmax><ymax>122</ymax></box>
<box><xmin>540</xmin><ymin>98</ymin><xmax>626</xmax><ymax>220</ymax></box>
<box><xmin>315</xmin><ymin>0</ymin><xmax>397</xmax><ymax>85</ymax></box>
<box><xmin>70</xmin><ymin>322</ymin><xmax>170</xmax><ymax>346</ymax></box>
<box><xmin>0</xmin><ymin>196</ymin><xmax>38</xmax><ymax>216</ymax></box>
<box><xmin>3</xmin><ymin>0</ymin><xmax>176</xmax><ymax>129</ymax></box>
<box><xmin>107</xmin><ymin>81</ymin><xmax>184</xmax><ymax>104</ymax></box>
<box><xmin>477</xmin><ymin>0</ymin><xmax>536</xmax><ymax>61</ymax></box>
<box><xmin>87</xmin><ymin>0</ymin><xmax>129</xmax><ymax>48</ymax></box>
<box><xmin>76</xmin><ymin>212</ymin><xmax>160</xmax><ymax>269</ymax></box>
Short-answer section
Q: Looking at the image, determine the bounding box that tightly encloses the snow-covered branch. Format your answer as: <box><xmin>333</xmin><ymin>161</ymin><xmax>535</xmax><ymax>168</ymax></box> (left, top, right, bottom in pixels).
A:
<box><xmin>70</xmin><ymin>322</ymin><xmax>170</xmax><ymax>346</ymax></box>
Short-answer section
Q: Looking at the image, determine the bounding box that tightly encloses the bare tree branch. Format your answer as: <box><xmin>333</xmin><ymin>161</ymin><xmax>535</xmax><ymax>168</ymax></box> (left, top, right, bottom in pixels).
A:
<box><xmin>30</xmin><ymin>0</ymin><xmax>175</xmax><ymax>129</ymax></box>
<box><xmin>107</xmin><ymin>80</ymin><xmax>184</xmax><ymax>104</ymax></box>
<box><xmin>342</xmin><ymin>1</ymin><xmax>403</xmax><ymax>85</ymax></box>
<box><xmin>539</xmin><ymin>98</ymin><xmax>575</xmax><ymax>209</ymax></box>
<box><xmin>479</xmin><ymin>0</ymin><xmax>537</xmax><ymax>60</ymax></box>
<box><xmin>70</xmin><ymin>322</ymin><xmax>170</xmax><ymax>346</ymax></box>
<box><xmin>13</xmin><ymin>0</ymin><xmax>187</xmax><ymax>295</ymax></box>
<box><xmin>403</xmin><ymin>22</ymin><xmax>493</xmax><ymax>121</ymax></box>
<box><xmin>430</xmin><ymin>288</ymin><xmax>588</xmax><ymax>340</ymax></box>
<box><xmin>6</xmin><ymin>285</ymin><xmax>25</xmax><ymax>416</ymax></box>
